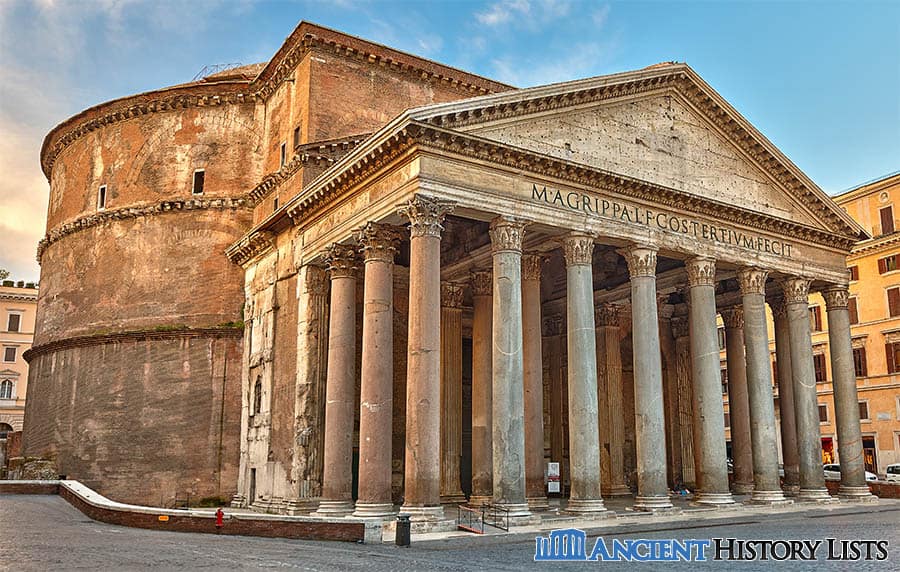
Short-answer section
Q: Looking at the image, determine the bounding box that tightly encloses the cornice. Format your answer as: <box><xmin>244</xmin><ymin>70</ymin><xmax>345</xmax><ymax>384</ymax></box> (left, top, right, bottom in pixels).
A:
<box><xmin>225</xmin><ymin>230</ymin><xmax>276</xmax><ymax>267</ymax></box>
<box><xmin>0</xmin><ymin>293</ymin><xmax>38</xmax><ymax>302</ymax></box>
<box><xmin>37</xmin><ymin>197</ymin><xmax>250</xmax><ymax>263</ymax></box>
<box><xmin>23</xmin><ymin>325</ymin><xmax>242</xmax><ymax>362</ymax></box>
<box><xmin>848</xmin><ymin>232</ymin><xmax>900</xmax><ymax>259</ymax></box>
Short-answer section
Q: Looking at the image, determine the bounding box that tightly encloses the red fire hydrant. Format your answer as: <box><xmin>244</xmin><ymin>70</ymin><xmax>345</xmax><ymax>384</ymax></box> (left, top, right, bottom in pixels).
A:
<box><xmin>215</xmin><ymin>508</ymin><xmax>225</xmax><ymax>532</ymax></box>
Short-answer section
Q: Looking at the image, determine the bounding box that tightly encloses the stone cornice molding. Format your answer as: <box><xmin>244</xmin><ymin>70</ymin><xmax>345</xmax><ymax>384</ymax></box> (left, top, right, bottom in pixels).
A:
<box><xmin>470</xmin><ymin>270</ymin><xmax>492</xmax><ymax>297</ymax></box>
<box><xmin>398</xmin><ymin>194</ymin><xmax>454</xmax><ymax>239</ymax></box>
<box><xmin>595</xmin><ymin>303</ymin><xmax>620</xmax><ymax>327</ymax></box>
<box><xmin>685</xmin><ymin>256</ymin><xmax>716</xmax><ymax>287</ymax></box>
<box><xmin>780</xmin><ymin>277</ymin><xmax>812</xmax><ymax>306</ymax></box>
<box><xmin>720</xmin><ymin>306</ymin><xmax>744</xmax><ymax>330</ymax></box>
<box><xmin>737</xmin><ymin>267</ymin><xmax>769</xmax><ymax>296</ymax></box>
<box><xmin>356</xmin><ymin>222</ymin><xmax>400</xmax><ymax>264</ymax></box>
<box><xmin>848</xmin><ymin>233</ymin><xmax>900</xmax><ymax>259</ymax></box>
<box><xmin>561</xmin><ymin>233</ymin><xmax>595</xmax><ymax>267</ymax></box>
<box><xmin>225</xmin><ymin>230</ymin><xmax>275</xmax><ymax>268</ymax></box>
<box><xmin>521</xmin><ymin>254</ymin><xmax>544</xmax><ymax>281</ymax></box>
<box><xmin>822</xmin><ymin>286</ymin><xmax>850</xmax><ymax>310</ymax></box>
<box><xmin>23</xmin><ymin>325</ymin><xmax>242</xmax><ymax>362</ymax></box>
<box><xmin>0</xmin><ymin>292</ymin><xmax>38</xmax><ymax>302</ymax></box>
<box><xmin>42</xmin><ymin>197</ymin><xmax>250</xmax><ymax>264</ymax></box>
<box><xmin>621</xmin><ymin>245</ymin><xmax>658</xmax><ymax>278</ymax></box>
<box><xmin>440</xmin><ymin>282</ymin><xmax>465</xmax><ymax>308</ymax></box>
<box><xmin>489</xmin><ymin>216</ymin><xmax>528</xmax><ymax>254</ymax></box>
<box><xmin>326</xmin><ymin>243</ymin><xmax>358</xmax><ymax>279</ymax></box>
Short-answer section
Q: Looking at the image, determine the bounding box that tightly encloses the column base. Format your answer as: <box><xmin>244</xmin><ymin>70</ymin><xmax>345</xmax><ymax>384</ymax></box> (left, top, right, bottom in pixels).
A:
<box><xmin>439</xmin><ymin>493</ymin><xmax>467</xmax><ymax>505</ymax></box>
<box><xmin>838</xmin><ymin>485</ymin><xmax>878</xmax><ymax>502</ymax></box>
<box><xmin>732</xmin><ymin>482</ymin><xmax>755</xmax><ymax>495</ymax></box>
<box><xmin>563</xmin><ymin>498</ymin><xmax>610</xmax><ymax>516</ymax></box>
<box><xmin>693</xmin><ymin>492</ymin><xmax>736</xmax><ymax>506</ymax></box>
<box><xmin>490</xmin><ymin>502</ymin><xmax>532</xmax><ymax>518</ymax></box>
<box><xmin>468</xmin><ymin>495</ymin><xmax>492</xmax><ymax>507</ymax></box>
<box><xmin>796</xmin><ymin>488</ymin><xmax>836</xmax><ymax>503</ymax></box>
<box><xmin>229</xmin><ymin>494</ymin><xmax>247</xmax><ymax>508</ymax></box>
<box><xmin>602</xmin><ymin>484</ymin><xmax>633</xmax><ymax>497</ymax></box>
<box><xmin>313</xmin><ymin>499</ymin><xmax>355</xmax><ymax>517</ymax></box>
<box><xmin>633</xmin><ymin>495</ymin><xmax>676</xmax><ymax>512</ymax></box>
<box><xmin>352</xmin><ymin>502</ymin><xmax>397</xmax><ymax>518</ymax></box>
<box><xmin>747</xmin><ymin>489</ymin><xmax>792</xmax><ymax>505</ymax></box>
<box><xmin>527</xmin><ymin>496</ymin><xmax>550</xmax><ymax>511</ymax></box>
<box><xmin>284</xmin><ymin>498</ymin><xmax>320</xmax><ymax>515</ymax></box>
<box><xmin>782</xmin><ymin>484</ymin><xmax>801</xmax><ymax>497</ymax></box>
<box><xmin>399</xmin><ymin>505</ymin><xmax>445</xmax><ymax>521</ymax></box>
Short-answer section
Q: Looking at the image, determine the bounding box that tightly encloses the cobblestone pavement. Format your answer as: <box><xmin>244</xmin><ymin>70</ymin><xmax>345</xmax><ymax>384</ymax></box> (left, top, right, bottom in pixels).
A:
<box><xmin>2</xmin><ymin>495</ymin><xmax>898</xmax><ymax>571</ymax></box>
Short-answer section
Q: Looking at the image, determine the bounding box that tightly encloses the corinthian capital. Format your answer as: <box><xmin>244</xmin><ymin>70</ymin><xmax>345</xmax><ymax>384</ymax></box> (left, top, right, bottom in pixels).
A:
<box><xmin>780</xmin><ymin>277</ymin><xmax>811</xmax><ymax>305</ymax></box>
<box><xmin>397</xmin><ymin>195</ymin><xmax>455</xmax><ymax>239</ymax></box>
<box><xmin>489</xmin><ymin>216</ymin><xmax>528</xmax><ymax>253</ymax></box>
<box><xmin>356</xmin><ymin>222</ymin><xmax>400</xmax><ymax>263</ymax></box>
<box><xmin>471</xmin><ymin>269</ymin><xmax>492</xmax><ymax>297</ymax></box>
<box><xmin>620</xmin><ymin>244</ymin><xmax>658</xmax><ymax>278</ymax></box>
<box><xmin>326</xmin><ymin>243</ymin><xmax>358</xmax><ymax>279</ymax></box>
<box><xmin>441</xmin><ymin>282</ymin><xmax>465</xmax><ymax>308</ymax></box>
<box><xmin>822</xmin><ymin>286</ymin><xmax>850</xmax><ymax>310</ymax></box>
<box><xmin>720</xmin><ymin>306</ymin><xmax>744</xmax><ymax>330</ymax></box>
<box><xmin>562</xmin><ymin>233</ymin><xmax>595</xmax><ymax>267</ymax></box>
<box><xmin>303</xmin><ymin>264</ymin><xmax>329</xmax><ymax>296</ymax></box>
<box><xmin>767</xmin><ymin>295</ymin><xmax>787</xmax><ymax>320</ymax></box>
<box><xmin>685</xmin><ymin>256</ymin><xmax>716</xmax><ymax>287</ymax></box>
<box><xmin>522</xmin><ymin>254</ymin><xmax>544</xmax><ymax>281</ymax></box>
<box><xmin>595</xmin><ymin>303</ymin><xmax>620</xmax><ymax>327</ymax></box>
<box><xmin>737</xmin><ymin>267</ymin><xmax>769</xmax><ymax>296</ymax></box>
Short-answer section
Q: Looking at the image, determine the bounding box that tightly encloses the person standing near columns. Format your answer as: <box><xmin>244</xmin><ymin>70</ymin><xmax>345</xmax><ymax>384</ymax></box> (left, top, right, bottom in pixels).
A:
<box><xmin>720</xmin><ymin>306</ymin><xmax>754</xmax><ymax>495</ymax></box>
<box><xmin>440</xmin><ymin>282</ymin><xmax>466</xmax><ymax>504</ymax></box>
<box><xmin>596</xmin><ymin>303</ymin><xmax>631</xmax><ymax>497</ymax></box>
<box><xmin>353</xmin><ymin>223</ymin><xmax>399</xmax><ymax>518</ymax></box>
<box><xmin>469</xmin><ymin>270</ymin><xmax>493</xmax><ymax>506</ymax></box>
<box><xmin>685</xmin><ymin>256</ymin><xmax>734</xmax><ymax>506</ymax></box>
<box><xmin>314</xmin><ymin>243</ymin><xmax>359</xmax><ymax>516</ymax></box>
<box><xmin>398</xmin><ymin>195</ymin><xmax>454</xmax><ymax>519</ymax></box>
<box><xmin>489</xmin><ymin>216</ymin><xmax>532</xmax><ymax>518</ymax></box>
<box><xmin>737</xmin><ymin>268</ymin><xmax>789</xmax><ymax>504</ymax></box>
<box><xmin>769</xmin><ymin>296</ymin><xmax>800</xmax><ymax>495</ymax></box>
<box><xmin>823</xmin><ymin>286</ymin><xmax>875</xmax><ymax>501</ymax></box>
<box><xmin>522</xmin><ymin>254</ymin><xmax>549</xmax><ymax>510</ymax></box>
<box><xmin>562</xmin><ymin>233</ymin><xmax>607</xmax><ymax>515</ymax></box>
<box><xmin>622</xmin><ymin>245</ymin><xmax>674</xmax><ymax>510</ymax></box>
<box><xmin>781</xmin><ymin>277</ymin><xmax>831</xmax><ymax>501</ymax></box>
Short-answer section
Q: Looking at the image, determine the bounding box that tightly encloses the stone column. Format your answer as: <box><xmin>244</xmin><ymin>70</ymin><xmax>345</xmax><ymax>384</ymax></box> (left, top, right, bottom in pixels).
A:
<box><xmin>738</xmin><ymin>268</ymin><xmax>789</xmax><ymax>504</ymax></box>
<box><xmin>769</xmin><ymin>296</ymin><xmax>800</xmax><ymax>495</ymax></box>
<box><xmin>672</xmin><ymin>316</ymin><xmax>696</xmax><ymax>489</ymax></box>
<box><xmin>781</xmin><ymin>278</ymin><xmax>831</xmax><ymax>501</ymax></box>
<box><xmin>544</xmin><ymin>315</ymin><xmax>566</xmax><ymax>485</ymax></box>
<box><xmin>440</xmin><ymin>282</ymin><xmax>466</xmax><ymax>504</ymax></box>
<box><xmin>522</xmin><ymin>254</ymin><xmax>549</xmax><ymax>510</ymax></box>
<box><xmin>489</xmin><ymin>216</ymin><xmax>531</xmax><ymax>518</ymax></box>
<box><xmin>398</xmin><ymin>195</ymin><xmax>454</xmax><ymax>519</ymax></box>
<box><xmin>622</xmin><ymin>245</ymin><xmax>673</xmax><ymax>510</ymax></box>
<box><xmin>562</xmin><ymin>234</ymin><xmax>607</xmax><ymax>515</ymax></box>
<box><xmin>686</xmin><ymin>256</ymin><xmax>734</xmax><ymax>505</ymax></box>
<box><xmin>469</xmin><ymin>270</ymin><xmax>493</xmax><ymax>506</ymax></box>
<box><xmin>823</xmin><ymin>286</ymin><xmax>875</xmax><ymax>501</ymax></box>
<box><xmin>353</xmin><ymin>223</ymin><xmax>399</xmax><ymax>517</ymax></box>
<box><xmin>720</xmin><ymin>306</ymin><xmax>754</xmax><ymax>495</ymax></box>
<box><xmin>314</xmin><ymin>244</ymin><xmax>358</xmax><ymax>516</ymax></box>
<box><xmin>596</xmin><ymin>303</ymin><xmax>630</xmax><ymax>496</ymax></box>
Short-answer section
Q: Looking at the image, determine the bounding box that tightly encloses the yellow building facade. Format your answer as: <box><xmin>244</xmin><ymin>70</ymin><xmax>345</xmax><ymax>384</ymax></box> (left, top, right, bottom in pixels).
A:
<box><xmin>0</xmin><ymin>280</ymin><xmax>38</xmax><ymax>437</ymax></box>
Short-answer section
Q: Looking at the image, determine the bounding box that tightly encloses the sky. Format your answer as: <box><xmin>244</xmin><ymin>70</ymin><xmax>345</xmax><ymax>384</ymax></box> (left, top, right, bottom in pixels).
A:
<box><xmin>1</xmin><ymin>0</ymin><xmax>898</xmax><ymax>282</ymax></box>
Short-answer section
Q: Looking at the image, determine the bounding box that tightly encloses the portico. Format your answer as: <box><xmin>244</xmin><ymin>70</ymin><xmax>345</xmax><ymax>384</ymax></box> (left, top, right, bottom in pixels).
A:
<box><xmin>229</xmin><ymin>63</ymin><xmax>873</xmax><ymax>522</ymax></box>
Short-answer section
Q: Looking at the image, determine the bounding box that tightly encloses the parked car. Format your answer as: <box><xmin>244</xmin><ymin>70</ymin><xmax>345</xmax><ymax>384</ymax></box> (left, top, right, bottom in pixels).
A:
<box><xmin>823</xmin><ymin>464</ymin><xmax>878</xmax><ymax>482</ymax></box>
<box><xmin>886</xmin><ymin>463</ymin><xmax>900</xmax><ymax>482</ymax></box>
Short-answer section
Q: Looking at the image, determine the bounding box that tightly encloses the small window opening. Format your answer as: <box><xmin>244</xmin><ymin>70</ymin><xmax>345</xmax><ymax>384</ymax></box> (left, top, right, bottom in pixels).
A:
<box><xmin>293</xmin><ymin>126</ymin><xmax>301</xmax><ymax>149</ymax></box>
<box><xmin>98</xmin><ymin>185</ymin><xmax>107</xmax><ymax>210</ymax></box>
<box><xmin>273</xmin><ymin>197</ymin><xmax>279</xmax><ymax>211</ymax></box>
<box><xmin>280</xmin><ymin>142</ymin><xmax>286</xmax><ymax>167</ymax></box>
<box><xmin>192</xmin><ymin>170</ymin><xmax>205</xmax><ymax>195</ymax></box>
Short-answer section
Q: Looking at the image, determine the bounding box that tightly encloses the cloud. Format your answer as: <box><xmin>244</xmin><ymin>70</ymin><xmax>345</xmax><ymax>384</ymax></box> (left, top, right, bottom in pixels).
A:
<box><xmin>488</xmin><ymin>40</ymin><xmax>617</xmax><ymax>87</ymax></box>
<box><xmin>592</xmin><ymin>4</ymin><xmax>610</xmax><ymax>27</ymax></box>
<box><xmin>475</xmin><ymin>0</ymin><xmax>531</xmax><ymax>26</ymax></box>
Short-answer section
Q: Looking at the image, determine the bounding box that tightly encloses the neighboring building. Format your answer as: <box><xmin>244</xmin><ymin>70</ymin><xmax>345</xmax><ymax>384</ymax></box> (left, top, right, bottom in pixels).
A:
<box><xmin>27</xmin><ymin>21</ymin><xmax>873</xmax><ymax>516</ymax></box>
<box><xmin>1</xmin><ymin>280</ymin><xmax>38</xmax><ymax>467</ymax></box>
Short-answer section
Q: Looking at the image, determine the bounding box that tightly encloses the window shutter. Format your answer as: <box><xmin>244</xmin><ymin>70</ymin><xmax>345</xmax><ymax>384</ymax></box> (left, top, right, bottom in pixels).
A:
<box><xmin>880</xmin><ymin>206</ymin><xmax>894</xmax><ymax>235</ymax></box>
<box><xmin>887</xmin><ymin>343</ymin><xmax>897</xmax><ymax>374</ymax></box>
<box><xmin>848</xmin><ymin>297</ymin><xmax>859</xmax><ymax>324</ymax></box>
<box><xmin>860</xmin><ymin>347</ymin><xmax>868</xmax><ymax>377</ymax></box>
<box><xmin>879</xmin><ymin>258</ymin><xmax>887</xmax><ymax>274</ymax></box>
<box><xmin>889</xmin><ymin>288</ymin><xmax>900</xmax><ymax>317</ymax></box>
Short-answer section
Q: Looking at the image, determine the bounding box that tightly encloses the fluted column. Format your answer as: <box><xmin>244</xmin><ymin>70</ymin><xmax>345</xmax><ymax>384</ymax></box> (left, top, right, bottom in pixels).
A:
<box><xmin>671</xmin><ymin>316</ymin><xmax>696</xmax><ymax>489</ymax></box>
<box><xmin>720</xmin><ymin>306</ymin><xmax>754</xmax><ymax>495</ymax></box>
<box><xmin>398</xmin><ymin>195</ymin><xmax>454</xmax><ymax>519</ymax></box>
<box><xmin>823</xmin><ymin>286</ymin><xmax>875</xmax><ymax>501</ymax></box>
<box><xmin>489</xmin><ymin>216</ymin><xmax>531</xmax><ymax>518</ymax></box>
<box><xmin>314</xmin><ymin>244</ymin><xmax>358</xmax><ymax>516</ymax></box>
<box><xmin>440</xmin><ymin>282</ymin><xmax>466</xmax><ymax>504</ymax></box>
<box><xmin>522</xmin><ymin>254</ymin><xmax>549</xmax><ymax>510</ymax></box>
<box><xmin>562</xmin><ymin>234</ymin><xmax>607</xmax><ymax>515</ymax></box>
<box><xmin>769</xmin><ymin>296</ymin><xmax>799</xmax><ymax>495</ymax></box>
<box><xmin>596</xmin><ymin>303</ymin><xmax>630</xmax><ymax>497</ymax></box>
<box><xmin>352</xmin><ymin>224</ymin><xmax>400</xmax><ymax>517</ymax></box>
<box><xmin>781</xmin><ymin>278</ymin><xmax>831</xmax><ymax>501</ymax></box>
<box><xmin>686</xmin><ymin>256</ymin><xmax>734</xmax><ymax>505</ymax></box>
<box><xmin>738</xmin><ymin>268</ymin><xmax>788</xmax><ymax>504</ymax></box>
<box><xmin>469</xmin><ymin>270</ymin><xmax>493</xmax><ymax>506</ymax></box>
<box><xmin>623</xmin><ymin>245</ymin><xmax>673</xmax><ymax>510</ymax></box>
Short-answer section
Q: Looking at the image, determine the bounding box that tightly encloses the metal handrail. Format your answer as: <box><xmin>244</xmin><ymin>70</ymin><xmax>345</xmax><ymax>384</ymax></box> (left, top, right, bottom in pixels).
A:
<box><xmin>457</xmin><ymin>505</ymin><xmax>485</xmax><ymax>534</ymax></box>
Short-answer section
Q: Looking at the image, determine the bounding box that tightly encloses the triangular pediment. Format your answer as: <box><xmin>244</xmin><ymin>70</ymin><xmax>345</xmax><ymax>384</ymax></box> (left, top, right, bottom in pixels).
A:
<box><xmin>0</xmin><ymin>369</ymin><xmax>19</xmax><ymax>378</ymax></box>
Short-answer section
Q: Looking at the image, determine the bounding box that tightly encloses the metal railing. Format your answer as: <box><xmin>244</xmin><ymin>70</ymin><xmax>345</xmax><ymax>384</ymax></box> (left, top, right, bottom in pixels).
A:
<box><xmin>483</xmin><ymin>503</ymin><xmax>510</xmax><ymax>532</ymax></box>
<box><xmin>457</xmin><ymin>505</ymin><xmax>484</xmax><ymax>534</ymax></box>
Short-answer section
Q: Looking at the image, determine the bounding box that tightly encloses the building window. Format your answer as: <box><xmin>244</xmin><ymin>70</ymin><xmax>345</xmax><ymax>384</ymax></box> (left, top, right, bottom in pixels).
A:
<box><xmin>889</xmin><ymin>287</ymin><xmax>900</xmax><ymax>318</ymax></box>
<box><xmin>720</xmin><ymin>368</ymin><xmax>728</xmax><ymax>394</ymax></box>
<box><xmin>724</xmin><ymin>412</ymin><xmax>730</xmax><ymax>429</ymax></box>
<box><xmin>252</xmin><ymin>376</ymin><xmax>262</xmax><ymax>416</ymax></box>
<box><xmin>293</xmin><ymin>126</ymin><xmax>301</xmax><ymax>149</ymax></box>
<box><xmin>0</xmin><ymin>422</ymin><xmax>11</xmax><ymax>439</ymax></box>
<box><xmin>98</xmin><ymin>185</ymin><xmax>107</xmax><ymax>210</ymax></box>
<box><xmin>858</xmin><ymin>401</ymin><xmax>869</xmax><ymax>421</ymax></box>
<box><xmin>6</xmin><ymin>313</ymin><xmax>21</xmax><ymax>332</ymax></box>
<box><xmin>878</xmin><ymin>254</ymin><xmax>898</xmax><ymax>274</ymax></box>
<box><xmin>886</xmin><ymin>342</ymin><xmax>900</xmax><ymax>374</ymax></box>
<box><xmin>853</xmin><ymin>347</ymin><xmax>868</xmax><ymax>377</ymax></box>
<box><xmin>2</xmin><ymin>347</ymin><xmax>15</xmax><ymax>363</ymax></box>
<box><xmin>848</xmin><ymin>297</ymin><xmax>859</xmax><ymax>325</ymax></box>
<box><xmin>772</xmin><ymin>360</ymin><xmax>778</xmax><ymax>388</ymax></box>
<box><xmin>848</xmin><ymin>265</ymin><xmax>859</xmax><ymax>281</ymax></box>
<box><xmin>280</xmin><ymin>142</ymin><xmax>286</xmax><ymax>167</ymax></box>
<box><xmin>879</xmin><ymin>205</ymin><xmax>894</xmax><ymax>235</ymax></box>
<box><xmin>717</xmin><ymin>327</ymin><xmax>725</xmax><ymax>350</ymax></box>
<box><xmin>0</xmin><ymin>380</ymin><xmax>12</xmax><ymax>399</ymax></box>
<box><xmin>813</xmin><ymin>353</ymin><xmax>827</xmax><ymax>383</ymax></box>
<box><xmin>192</xmin><ymin>169</ymin><xmax>205</xmax><ymax>195</ymax></box>
<box><xmin>809</xmin><ymin>306</ymin><xmax>822</xmax><ymax>332</ymax></box>
<box><xmin>818</xmin><ymin>404</ymin><xmax>828</xmax><ymax>423</ymax></box>
<box><xmin>273</xmin><ymin>197</ymin><xmax>279</xmax><ymax>211</ymax></box>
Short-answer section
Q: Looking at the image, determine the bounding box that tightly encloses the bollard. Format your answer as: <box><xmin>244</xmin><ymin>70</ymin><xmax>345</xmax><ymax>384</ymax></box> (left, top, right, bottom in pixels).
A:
<box><xmin>395</xmin><ymin>514</ymin><xmax>411</xmax><ymax>547</ymax></box>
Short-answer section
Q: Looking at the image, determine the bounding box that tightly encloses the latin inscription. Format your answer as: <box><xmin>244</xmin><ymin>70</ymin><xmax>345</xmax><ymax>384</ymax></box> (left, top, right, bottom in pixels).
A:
<box><xmin>532</xmin><ymin>184</ymin><xmax>793</xmax><ymax>258</ymax></box>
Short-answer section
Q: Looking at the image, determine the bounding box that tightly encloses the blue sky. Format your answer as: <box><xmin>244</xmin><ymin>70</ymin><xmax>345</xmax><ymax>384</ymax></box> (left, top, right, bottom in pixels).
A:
<box><xmin>1</xmin><ymin>0</ymin><xmax>898</xmax><ymax>281</ymax></box>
